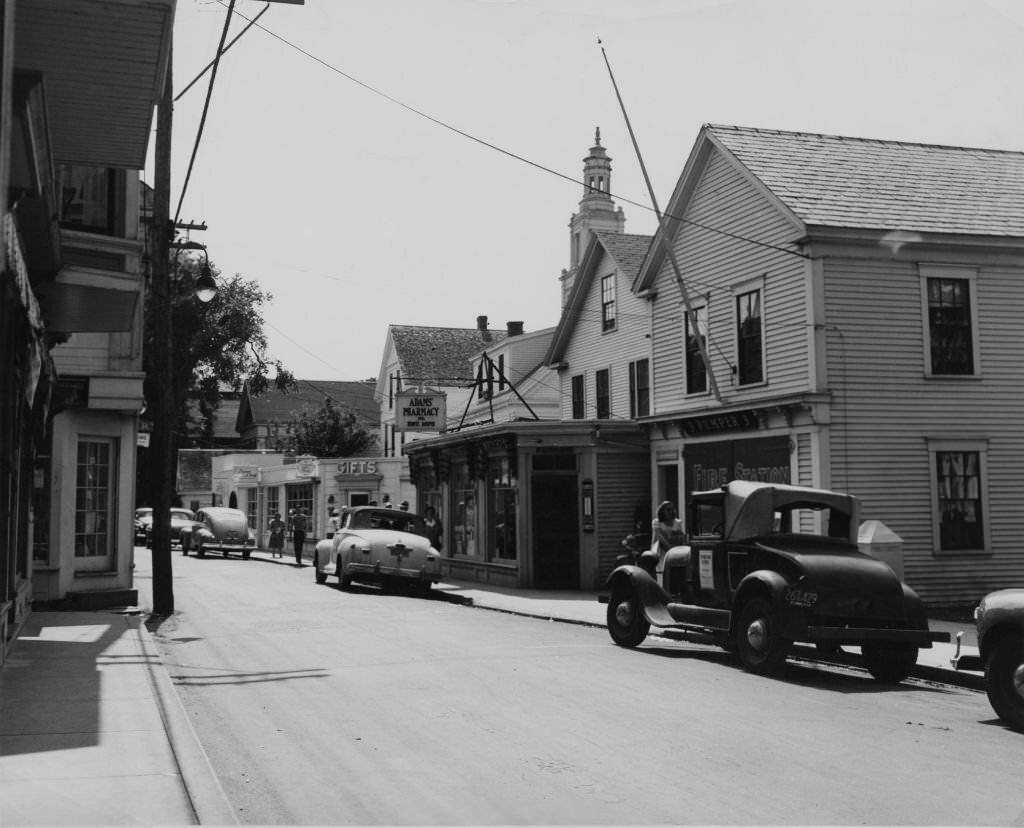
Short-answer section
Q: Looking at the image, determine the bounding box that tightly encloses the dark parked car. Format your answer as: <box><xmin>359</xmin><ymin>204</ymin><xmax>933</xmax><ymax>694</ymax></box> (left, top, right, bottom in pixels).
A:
<box><xmin>180</xmin><ymin>507</ymin><xmax>256</xmax><ymax>559</ymax></box>
<box><xmin>952</xmin><ymin>589</ymin><xmax>1024</xmax><ymax>731</ymax></box>
<box><xmin>134</xmin><ymin>507</ymin><xmax>152</xmax><ymax>545</ymax></box>
<box><xmin>602</xmin><ymin>480</ymin><xmax>950</xmax><ymax>683</ymax></box>
<box><xmin>144</xmin><ymin>508</ymin><xmax>199</xmax><ymax>548</ymax></box>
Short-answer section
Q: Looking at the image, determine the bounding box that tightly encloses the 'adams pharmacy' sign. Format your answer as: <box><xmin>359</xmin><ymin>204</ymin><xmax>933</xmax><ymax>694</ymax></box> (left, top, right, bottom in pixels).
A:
<box><xmin>395</xmin><ymin>390</ymin><xmax>447</xmax><ymax>432</ymax></box>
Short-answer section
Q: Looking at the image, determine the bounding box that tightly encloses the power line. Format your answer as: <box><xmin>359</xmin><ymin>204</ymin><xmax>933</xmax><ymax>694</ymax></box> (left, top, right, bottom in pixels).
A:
<box><xmin>214</xmin><ymin>1</ymin><xmax>808</xmax><ymax>263</ymax></box>
<box><xmin>174</xmin><ymin>0</ymin><xmax>236</xmax><ymax>226</ymax></box>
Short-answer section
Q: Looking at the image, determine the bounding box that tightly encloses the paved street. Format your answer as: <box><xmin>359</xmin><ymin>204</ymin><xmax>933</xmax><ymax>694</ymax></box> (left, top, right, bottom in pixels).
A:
<box><xmin>135</xmin><ymin>549</ymin><xmax>1024</xmax><ymax>826</ymax></box>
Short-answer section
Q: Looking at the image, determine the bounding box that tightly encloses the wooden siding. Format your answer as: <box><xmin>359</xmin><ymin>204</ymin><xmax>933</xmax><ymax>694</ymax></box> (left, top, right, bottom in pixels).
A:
<box><xmin>559</xmin><ymin>248</ymin><xmax>652</xmax><ymax>420</ymax></box>
<box><xmin>652</xmin><ymin>150</ymin><xmax>810</xmax><ymax>414</ymax></box>
<box><xmin>595</xmin><ymin>451</ymin><xmax>651</xmax><ymax>581</ymax></box>
<box><xmin>823</xmin><ymin>257</ymin><xmax>1024</xmax><ymax>605</ymax></box>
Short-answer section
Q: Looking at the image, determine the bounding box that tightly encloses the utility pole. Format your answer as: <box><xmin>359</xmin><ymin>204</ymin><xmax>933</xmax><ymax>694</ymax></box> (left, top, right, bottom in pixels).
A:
<box><xmin>150</xmin><ymin>48</ymin><xmax>175</xmax><ymax>616</ymax></box>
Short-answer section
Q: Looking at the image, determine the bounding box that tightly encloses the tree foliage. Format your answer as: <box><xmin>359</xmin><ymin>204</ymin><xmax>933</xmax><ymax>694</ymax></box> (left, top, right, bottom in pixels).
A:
<box><xmin>275</xmin><ymin>397</ymin><xmax>377</xmax><ymax>458</ymax></box>
<box><xmin>142</xmin><ymin>252</ymin><xmax>295</xmax><ymax>451</ymax></box>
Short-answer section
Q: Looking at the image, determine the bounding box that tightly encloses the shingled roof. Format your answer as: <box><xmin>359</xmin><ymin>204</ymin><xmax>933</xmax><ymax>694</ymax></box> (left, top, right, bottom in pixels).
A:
<box><xmin>545</xmin><ymin>231</ymin><xmax>653</xmax><ymax>365</ymax></box>
<box><xmin>240</xmin><ymin>379</ymin><xmax>379</xmax><ymax>429</ymax></box>
<box><xmin>390</xmin><ymin>324</ymin><xmax>508</xmax><ymax>382</ymax></box>
<box><xmin>707</xmin><ymin>124</ymin><xmax>1024</xmax><ymax>237</ymax></box>
<box><xmin>594</xmin><ymin>231</ymin><xmax>653</xmax><ymax>276</ymax></box>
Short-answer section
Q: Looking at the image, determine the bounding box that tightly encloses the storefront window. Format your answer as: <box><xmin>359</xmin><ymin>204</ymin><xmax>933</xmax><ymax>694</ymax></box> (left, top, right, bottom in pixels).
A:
<box><xmin>487</xmin><ymin>457</ymin><xmax>517</xmax><ymax>561</ymax></box>
<box><xmin>452</xmin><ymin>462</ymin><xmax>476</xmax><ymax>557</ymax></box>
<box><xmin>267</xmin><ymin>487</ymin><xmax>280</xmax><ymax>522</ymax></box>
<box><xmin>286</xmin><ymin>483</ymin><xmax>314</xmax><ymax>534</ymax></box>
<box><xmin>245</xmin><ymin>488</ymin><xmax>258</xmax><ymax>532</ymax></box>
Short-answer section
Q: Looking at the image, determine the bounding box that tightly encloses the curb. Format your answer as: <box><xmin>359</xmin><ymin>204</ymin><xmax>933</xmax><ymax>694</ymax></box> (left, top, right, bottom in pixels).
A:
<box><xmin>459</xmin><ymin>600</ymin><xmax>988</xmax><ymax>691</ymax></box>
<box><xmin>253</xmin><ymin>550</ymin><xmax>987</xmax><ymax>691</ymax></box>
<box><xmin>138</xmin><ymin>617</ymin><xmax>239</xmax><ymax>826</ymax></box>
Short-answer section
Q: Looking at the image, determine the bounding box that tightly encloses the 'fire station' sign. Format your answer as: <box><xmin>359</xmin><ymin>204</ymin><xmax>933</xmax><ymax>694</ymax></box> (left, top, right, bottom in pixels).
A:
<box><xmin>395</xmin><ymin>390</ymin><xmax>446</xmax><ymax>432</ymax></box>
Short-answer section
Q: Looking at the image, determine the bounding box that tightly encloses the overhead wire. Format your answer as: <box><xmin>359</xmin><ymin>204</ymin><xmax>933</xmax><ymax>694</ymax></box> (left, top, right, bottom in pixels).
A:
<box><xmin>174</xmin><ymin>0</ymin><xmax>237</xmax><ymax>227</ymax></box>
<box><xmin>211</xmin><ymin>0</ymin><xmax>809</xmax><ymax>263</ymax></box>
<box><xmin>185</xmin><ymin>4</ymin><xmax>804</xmax><ymax>406</ymax></box>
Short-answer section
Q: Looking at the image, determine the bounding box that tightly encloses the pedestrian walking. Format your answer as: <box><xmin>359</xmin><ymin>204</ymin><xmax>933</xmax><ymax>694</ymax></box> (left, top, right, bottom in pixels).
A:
<box><xmin>268</xmin><ymin>512</ymin><xmax>285</xmax><ymax>558</ymax></box>
<box><xmin>292</xmin><ymin>508</ymin><xmax>308</xmax><ymax>566</ymax></box>
<box><xmin>423</xmin><ymin>505</ymin><xmax>443</xmax><ymax>551</ymax></box>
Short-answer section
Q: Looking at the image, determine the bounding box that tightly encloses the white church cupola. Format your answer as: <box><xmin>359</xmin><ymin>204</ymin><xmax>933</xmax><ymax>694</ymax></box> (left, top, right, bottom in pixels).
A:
<box><xmin>561</xmin><ymin>128</ymin><xmax>626</xmax><ymax>305</ymax></box>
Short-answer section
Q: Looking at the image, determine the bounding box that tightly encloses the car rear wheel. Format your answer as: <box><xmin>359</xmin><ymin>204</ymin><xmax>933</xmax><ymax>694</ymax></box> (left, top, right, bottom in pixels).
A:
<box><xmin>242</xmin><ymin>550</ymin><xmax>251</xmax><ymax>560</ymax></box>
<box><xmin>985</xmin><ymin>637</ymin><xmax>1024</xmax><ymax>731</ymax></box>
<box><xmin>735</xmin><ymin>597</ymin><xmax>790</xmax><ymax>675</ymax></box>
<box><xmin>862</xmin><ymin>641</ymin><xmax>918</xmax><ymax>684</ymax></box>
<box><xmin>606</xmin><ymin>587</ymin><xmax>650</xmax><ymax>647</ymax></box>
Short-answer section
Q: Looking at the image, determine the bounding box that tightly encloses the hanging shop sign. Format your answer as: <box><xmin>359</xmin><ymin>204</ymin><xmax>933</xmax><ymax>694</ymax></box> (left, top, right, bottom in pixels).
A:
<box><xmin>677</xmin><ymin>409</ymin><xmax>761</xmax><ymax>436</ymax></box>
<box><xmin>295</xmin><ymin>455</ymin><xmax>317</xmax><ymax>477</ymax></box>
<box><xmin>395</xmin><ymin>390</ymin><xmax>447</xmax><ymax>432</ymax></box>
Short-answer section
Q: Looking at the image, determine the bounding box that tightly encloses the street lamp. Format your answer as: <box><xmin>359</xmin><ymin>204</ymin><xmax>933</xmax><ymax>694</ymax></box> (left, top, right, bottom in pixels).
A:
<box><xmin>170</xmin><ymin>240</ymin><xmax>217</xmax><ymax>303</ymax></box>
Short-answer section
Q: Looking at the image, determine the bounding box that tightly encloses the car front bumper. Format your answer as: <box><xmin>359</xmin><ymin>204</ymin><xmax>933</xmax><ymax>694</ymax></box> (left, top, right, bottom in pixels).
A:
<box><xmin>347</xmin><ymin>561</ymin><xmax>441</xmax><ymax>582</ymax></box>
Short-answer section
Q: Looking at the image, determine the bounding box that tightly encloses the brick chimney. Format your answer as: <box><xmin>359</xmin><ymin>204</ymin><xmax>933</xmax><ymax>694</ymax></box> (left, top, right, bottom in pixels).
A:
<box><xmin>507</xmin><ymin>321</ymin><xmax>524</xmax><ymax>336</ymax></box>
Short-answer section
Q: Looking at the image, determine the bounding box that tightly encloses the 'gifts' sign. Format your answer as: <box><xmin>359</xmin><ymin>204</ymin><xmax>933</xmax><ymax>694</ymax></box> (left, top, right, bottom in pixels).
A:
<box><xmin>395</xmin><ymin>390</ymin><xmax>447</xmax><ymax>432</ymax></box>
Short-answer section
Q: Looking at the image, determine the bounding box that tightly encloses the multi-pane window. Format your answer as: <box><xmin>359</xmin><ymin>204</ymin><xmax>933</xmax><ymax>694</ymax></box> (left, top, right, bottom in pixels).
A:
<box><xmin>685</xmin><ymin>304</ymin><xmax>708</xmax><ymax>394</ymax></box>
<box><xmin>487</xmin><ymin>458</ymin><xmax>517</xmax><ymax>562</ymax></box>
<box><xmin>736</xmin><ymin>289</ymin><xmax>763</xmax><ymax>385</ymax></box>
<box><xmin>628</xmin><ymin>359</ymin><xmax>650</xmax><ymax>418</ymax></box>
<box><xmin>595</xmin><ymin>368</ymin><xmax>610</xmax><ymax>420</ymax></box>
<box><xmin>267</xmin><ymin>487</ymin><xmax>280</xmax><ymax>523</ymax></box>
<box><xmin>936</xmin><ymin>450</ymin><xmax>984</xmax><ymax>550</ymax></box>
<box><xmin>927</xmin><ymin>277</ymin><xmax>975</xmax><ymax>375</ymax></box>
<box><xmin>245</xmin><ymin>488</ymin><xmax>258</xmax><ymax>533</ymax></box>
<box><xmin>601</xmin><ymin>274</ymin><xmax>616</xmax><ymax>331</ymax></box>
<box><xmin>75</xmin><ymin>440</ymin><xmax>113</xmax><ymax>558</ymax></box>
<box><xmin>571</xmin><ymin>374</ymin><xmax>585</xmax><ymax>419</ymax></box>
<box><xmin>286</xmin><ymin>483</ymin><xmax>314</xmax><ymax>533</ymax></box>
<box><xmin>452</xmin><ymin>462</ymin><xmax>476</xmax><ymax>557</ymax></box>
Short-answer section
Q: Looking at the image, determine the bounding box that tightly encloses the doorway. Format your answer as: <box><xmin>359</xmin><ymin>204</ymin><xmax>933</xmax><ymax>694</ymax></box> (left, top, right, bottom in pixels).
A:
<box><xmin>531</xmin><ymin>474</ymin><xmax>579</xmax><ymax>588</ymax></box>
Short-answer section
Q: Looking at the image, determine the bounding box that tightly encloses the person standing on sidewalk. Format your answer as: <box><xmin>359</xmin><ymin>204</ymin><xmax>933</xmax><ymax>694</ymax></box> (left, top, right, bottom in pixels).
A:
<box><xmin>268</xmin><ymin>512</ymin><xmax>285</xmax><ymax>558</ymax></box>
<box><xmin>292</xmin><ymin>508</ymin><xmax>308</xmax><ymax>566</ymax></box>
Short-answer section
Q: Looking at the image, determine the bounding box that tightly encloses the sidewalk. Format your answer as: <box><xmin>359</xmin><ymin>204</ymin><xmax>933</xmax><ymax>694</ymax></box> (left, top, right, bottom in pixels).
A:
<box><xmin>0</xmin><ymin>549</ymin><xmax>985</xmax><ymax>826</ymax></box>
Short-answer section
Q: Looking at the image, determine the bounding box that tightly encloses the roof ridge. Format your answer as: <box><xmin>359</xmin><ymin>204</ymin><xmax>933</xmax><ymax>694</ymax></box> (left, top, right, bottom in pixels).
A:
<box><xmin>706</xmin><ymin>123</ymin><xmax>1024</xmax><ymax>157</ymax></box>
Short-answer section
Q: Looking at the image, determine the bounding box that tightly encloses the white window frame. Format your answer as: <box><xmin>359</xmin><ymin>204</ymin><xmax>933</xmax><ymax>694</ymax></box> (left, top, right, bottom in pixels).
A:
<box><xmin>919</xmin><ymin>264</ymin><xmax>981</xmax><ymax>378</ymax></box>
<box><xmin>683</xmin><ymin>300</ymin><xmax>710</xmax><ymax>397</ymax></box>
<box><xmin>732</xmin><ymin>276</ymin><xmax>766</xmax><ymax>388</ymax></box>
<box><xmin>927</xmin><ymin>437</ymin><xmax>990</xmax><ymax>555</ymax></box>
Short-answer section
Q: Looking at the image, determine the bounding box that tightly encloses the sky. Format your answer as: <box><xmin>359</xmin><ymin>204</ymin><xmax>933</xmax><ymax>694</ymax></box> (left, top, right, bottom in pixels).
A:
<box><xmin>156</xmin><ymin>0</ymin><xmax>1024</xmax><ymax>383</ymax></box>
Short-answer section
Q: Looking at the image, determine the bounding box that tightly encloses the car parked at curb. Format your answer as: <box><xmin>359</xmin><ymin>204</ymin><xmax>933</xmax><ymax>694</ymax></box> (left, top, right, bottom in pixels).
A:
<box><xmin>313</xmin><ymin>506</ymin><xmax>441</xmax><ymax>594</ymax></box>
<box><xmin>144</xmin><ymin>507</ymin><xmax>199</xmax><ymax>548</ymax></box>
<box><xmin>952</xmin><ymin>589</ymin><xmax>1024</xmax><ymax>731</ymax></box>
<box><xmin>180</xmin><ymin>507</ymin><xmax>256</xmax><ymax>559</ymax></box>
<box><xmin>134</xmin><ymin>507</ymin><xmax>152</xmax><ymax>545</ymax></box>
<box><xmin>601</xmin><ymin>480</ymin><xmax>950</xmax><ymax>683</ymax></box>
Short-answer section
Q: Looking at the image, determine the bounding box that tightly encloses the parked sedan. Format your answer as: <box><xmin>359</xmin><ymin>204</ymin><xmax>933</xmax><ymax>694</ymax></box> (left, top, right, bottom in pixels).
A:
<box><xmin>313</xmin><ymin>506</ymin><xmax>442</xmax><ymax>593</ymax></box>
<box><xmin>180</xmin><ymin>507</ymin><xmax>256</xmax><ymax>559</ymax></box>
<box><xmin>144</xmin><ymin>508</ymin><xmax>199</xmax><ymax>548</ymax></box>
<box><xmin>952</xmin><ymin>589</ymin><xmax>1024</xmax><ymax>731</ymax></box>
<box><xmin>133</xmin><ymin>507</ymin><xmax>152</xmax><ymax>545</ymax></box>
